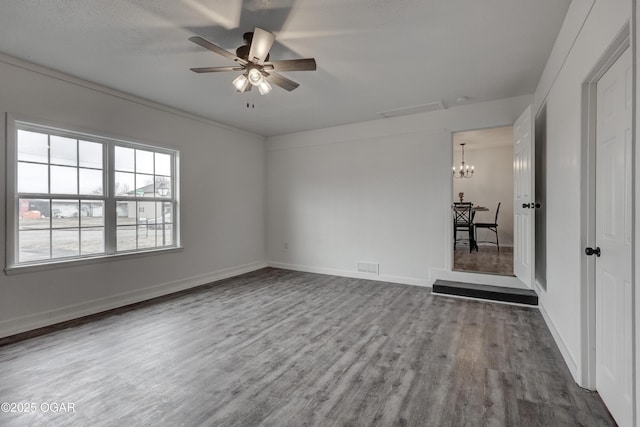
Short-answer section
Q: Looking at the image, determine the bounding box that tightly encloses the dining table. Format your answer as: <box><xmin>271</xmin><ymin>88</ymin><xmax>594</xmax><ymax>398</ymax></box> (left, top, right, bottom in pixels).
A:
<box><xmin>452</xmin><ymin>204</ymin><xmax>489</xmax><ymax>251</ymax></box>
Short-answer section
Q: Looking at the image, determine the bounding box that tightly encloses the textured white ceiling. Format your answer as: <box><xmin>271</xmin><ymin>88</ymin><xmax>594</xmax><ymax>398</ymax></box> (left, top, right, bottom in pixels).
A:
<box><xmin>0</xmin><ymin>0</ymin><xmax>570</xmax><ymax>137</ymax></box>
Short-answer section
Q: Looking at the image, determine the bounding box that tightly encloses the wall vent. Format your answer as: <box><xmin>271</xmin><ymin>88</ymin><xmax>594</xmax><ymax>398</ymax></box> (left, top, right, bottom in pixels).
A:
<box><xmin>357</xmin><ymin>262</ymin><xmax>379</xmax><ymax>275</ymax></box>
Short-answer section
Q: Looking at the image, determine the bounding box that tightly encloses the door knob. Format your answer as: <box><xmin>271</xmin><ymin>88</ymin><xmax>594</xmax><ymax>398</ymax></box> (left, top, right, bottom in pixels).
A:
<box><xmin>585</xmin><ymin>247</ymin><xmax>601</xmax><ymax>257</ymax></box>
<box><xmin>522</xmin><ymin>203</ymin><xmax>530</xmax><ymax>208</ymax></box>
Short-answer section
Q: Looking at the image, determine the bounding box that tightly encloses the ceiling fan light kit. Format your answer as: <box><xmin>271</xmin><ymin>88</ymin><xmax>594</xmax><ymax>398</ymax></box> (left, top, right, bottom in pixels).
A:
<box><xmin>189</xmin><ymin>27</ymin><xmax>316</xmax><ymax>96</ymax></box>
<box><xmin>257</xmin><ymin>80</ymin><xmax>272</xmax><ymax>95</ymax></box>
<box><xmin>232</xmin><ymin>74</ymin><xmax>249</xmax><ymax>92</ymax></box>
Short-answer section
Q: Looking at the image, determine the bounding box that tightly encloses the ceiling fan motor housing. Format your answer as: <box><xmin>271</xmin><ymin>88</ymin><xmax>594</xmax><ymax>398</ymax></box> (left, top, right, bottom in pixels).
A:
<box><xmin>236</xmin><ymin>32</ymin><xmax>270</xmax><ymax>62</ymax></box>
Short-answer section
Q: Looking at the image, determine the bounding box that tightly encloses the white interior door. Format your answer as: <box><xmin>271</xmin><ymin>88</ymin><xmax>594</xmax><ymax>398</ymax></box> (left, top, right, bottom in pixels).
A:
<box><xmin>513</xmin><ymin>105</ymin><xmax>534</xmax><ymax>288</ymax></box>
<box><xmin>595</xmin><ymin>47</ymin><xmax>632</xmax><ymax>427</ymax></box>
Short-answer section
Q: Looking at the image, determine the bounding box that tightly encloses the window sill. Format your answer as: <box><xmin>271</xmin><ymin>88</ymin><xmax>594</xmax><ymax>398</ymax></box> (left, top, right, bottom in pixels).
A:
<box><xmin>4</xmin><ymin>246</ymin><xmax>184</xmax><ymax>276</ymax></box>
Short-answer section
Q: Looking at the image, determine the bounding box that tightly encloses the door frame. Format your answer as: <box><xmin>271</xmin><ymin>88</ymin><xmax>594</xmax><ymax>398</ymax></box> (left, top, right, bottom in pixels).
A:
<box><xmin>444</xmin><ymin>124</ymin><xmax>527</xmax><ymax>289</ymax></box>
<box><xmin>580</xmin><ymin>23</ymin><xmax>632</xmax><ymax>393</ymax></box>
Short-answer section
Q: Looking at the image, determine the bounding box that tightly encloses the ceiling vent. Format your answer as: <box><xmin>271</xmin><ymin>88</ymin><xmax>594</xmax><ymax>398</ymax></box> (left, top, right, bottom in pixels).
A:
<box><xmin>379</xmin><ymin>101</ymin><xmax>445</xmax><ymax>118</ymax></box>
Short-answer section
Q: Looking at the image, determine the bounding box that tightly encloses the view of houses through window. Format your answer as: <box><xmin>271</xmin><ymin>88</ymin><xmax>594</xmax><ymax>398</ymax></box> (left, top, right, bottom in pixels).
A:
<box><xmin>12</xmin><ymin>123</ymin><xmax>178</xmax><ymax>266</ymax></box>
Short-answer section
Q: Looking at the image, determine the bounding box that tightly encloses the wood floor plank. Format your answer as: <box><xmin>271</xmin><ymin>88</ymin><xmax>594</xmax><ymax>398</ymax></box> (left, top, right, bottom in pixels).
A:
<box><xmin>0</xmin><ymin>268</ymin><xmax>614</xmax><ymax>426</ymax></box>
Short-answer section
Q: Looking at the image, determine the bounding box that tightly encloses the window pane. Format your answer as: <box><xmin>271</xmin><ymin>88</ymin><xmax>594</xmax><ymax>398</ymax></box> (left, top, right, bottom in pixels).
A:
<box><xmin>117</xmin><ymin>201</ymin><xmax>137</xmax><ymax>226</ymax></box>
<box><xmin>148</xmin><ymin>203</ymin><xmax>166</xmax><ymax>231</ymax></box>
<box><xmin>79</xmin><ymin>140</ymin><xmax>102</xmax><ymax>169</ymax></box>
<box><xmin>157</xmin><ymin>202</ymin><xmax>173</xmax><ymax>227</ymax></box>
<box><xmin>81</xmin><ymin>227</ymin><xmax>104</xmax><ymax>255</ymax></box>
<box><xmin>137</xmin><ymin>225</ymin><xmax>156</xmax><ymax>249</ymax></box>
<box><xmin>52</xmin><ymin>229</ymin><xmax>79</xmax><ymax>258</ymax></box>
<box><xmin>81</xmin><ymin>201</ymin><xmax>104</xmax><ymax>227</ymax></box>
<box><xmin>116</xmin><ymin>201</ymin><xmax>132</xmax><ymax>222</ymax></box>
<box><xmin>155</xmin><ymin>177</ymin><xmax>171</xmax><ymax>198</ymax></box>
<box><xmin>50</xmin><ymin>135</ymin><xmax>77</xmax><ymax>166</ymax></box>
<box><xmin>18</xmin><ymin>162</ymin><xmax>49</xmax><ymax>193</ymax></box>
<box><xmin>115</xmin><ymin>146</ymin><xmax>134</xmax><ymax>172</ymax></box>
<box><xmin>136</xmin><ymin>174</ymin><xmax>154</xmax><ymax>197</ymax></box>
<box><xmin>136</xmin><ymin>149</ymin><xmax>154</xmax><ymax>174</ymax></box>
<box><xmin>117</xmin><ymin>226</ymin><xmax>137</xmax><ymax>251</ymax></box>
<box><xmin>115</xmin><ymin>172</ymin><xmax>135</xmax><ymax>196</ymax></box>
<box><xmin>137</xmin><ymin>201</ymin><xmax>155</xmax><ymax>224</ymax></box>
<box><xmin>154</xmin><ymin>227</ymin><xmax>172</xmax><ymax>247</ymax></box>
<box><xmin>17</xmin><ymin>130</ymin><xmax>48</xmax><ymax>163</ymax></box>
<box><xmin>163</xmin><ymin>227</ymin><xmax>173</xmax><ymax>246</ymax></box>
<box><xmin>19</xmin><ymin>199</ymin><xmax>50</xmax><ymax>227</ymax></box>
<box><xmin>19</xmin><ymin>229</ymin><xmax>50</xmax><ymax>262</ymax></box>
<box><xmin>155</xmin><ymin>153</ymin><xmax>171</xmax><ymax>176</ymax></box>
<box><xmin>51</xmin><ymin>165</ymin><xmax>78</xmax><ymax>194</ymax></box>
<box><xmin>79</xmin><ymin>168</ymin><xmax>103</xmax><ymax>195</ymax></box>
<box><xmin>52</xmin><ymin>200</ymin><xmax>79</xmax><ymax>228</ymax></box>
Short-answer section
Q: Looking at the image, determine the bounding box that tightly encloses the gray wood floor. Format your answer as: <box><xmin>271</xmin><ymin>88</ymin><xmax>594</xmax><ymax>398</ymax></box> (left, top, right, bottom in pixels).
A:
<box><xmin>454</xmin><ymin>246</ymin><xmax>514</xmax><ymax>276</ymax></box>
<box><xmin>0</xmin><ymin>268</ymin><xmax>613</xmax><ymax>426</ymax></box>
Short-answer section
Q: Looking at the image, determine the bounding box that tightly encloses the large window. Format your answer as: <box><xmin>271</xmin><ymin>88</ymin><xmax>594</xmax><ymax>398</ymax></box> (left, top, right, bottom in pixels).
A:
<box><xmin>7</xmin><ymin>118</ymin><xmax>179</xmax><ymax>269</ymax></box>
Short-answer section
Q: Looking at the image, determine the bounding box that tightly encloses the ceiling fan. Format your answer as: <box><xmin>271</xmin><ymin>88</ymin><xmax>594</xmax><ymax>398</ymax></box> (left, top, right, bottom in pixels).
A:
<box><xmin>189</xmin><ymin>27</ymin><xmax>317</xmax><ymax>95</ymax></box>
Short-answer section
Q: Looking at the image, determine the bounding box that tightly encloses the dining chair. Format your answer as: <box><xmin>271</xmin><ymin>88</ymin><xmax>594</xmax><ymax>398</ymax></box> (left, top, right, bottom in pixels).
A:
<box><xmin>474</xmin><ymin>202</ymin><xmax>501</xmax><ymax>252</ymax></box>
<box><xmin>452</xmin><ymin>202</ymin><xmax>476</xmax><ymax>252</ymax></box>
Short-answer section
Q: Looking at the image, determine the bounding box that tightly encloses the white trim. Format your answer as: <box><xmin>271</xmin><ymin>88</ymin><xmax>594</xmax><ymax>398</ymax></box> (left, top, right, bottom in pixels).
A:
<box><xmin>0</xmin><ymin>261</ymin><xmax>267</xmax><ymax>339</ymax></box>
<box><xmin>539</xmin><ymin>303</ymin><xmax>581</xmax><ymax>384</ymax></box>
<box><xmin>268</xmin><ymin>262</ymin><xmax>430</xmax><ymax>287</ymax></box>
<box><xmin>4</xmin><ymin>246</ymin><xmax>184</xmax><ymax>276</ymax></box>
<box><xmin>634</xmin><ymin>2</ymin><xmax>639</xmax><ymax>425</ymax></box>
<box><xmin>0</xmin><ymin>52</ymin><xmax>261</xmax><ymax>140</ymax></box>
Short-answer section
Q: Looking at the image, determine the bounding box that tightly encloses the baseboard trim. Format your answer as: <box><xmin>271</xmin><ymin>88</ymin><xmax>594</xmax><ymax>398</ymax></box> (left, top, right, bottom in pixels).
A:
<box><xmin>538</xmin><ymin>303</ymin><xmax>580</xmax><ymax>382</ymax></box>
<box><xmin>0</xmin><ymin>261</ymin><xmax>268</xmax><ymax>340</ymax></box>
<box><xmin>268</xmin><ymin>262</ymin><xmax>429</xmax><ymax>287</ymax></box>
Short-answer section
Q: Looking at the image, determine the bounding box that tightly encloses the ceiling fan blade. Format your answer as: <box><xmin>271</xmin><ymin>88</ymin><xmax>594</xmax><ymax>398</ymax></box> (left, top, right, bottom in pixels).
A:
<box><xmin>248</xmin><ymin>27</ymin><xmax>276</xmax><ymax>65</ymax></box>
<box><xmin>190</xmin><ymin>66</ymin><xmax>244</xmax><ymax>73</ymax></box>
<box><xmin>264</xmin><ymin>58</ymin><xmax>316</xmax><ymax>72</ymax></box>
<box><xmin>189</xmin><ymin>36</ymin><xmax>247</xmax><ymax>65</ymax></box>
<box><xmin>264</xmin><ymin>58</ymin><xmax>316</xmax><ymax>71</ymax></box>
<box><xmin>265</xmin><ymin>72</ymin><xmax>300</xmax><ymax>91</ymax></box>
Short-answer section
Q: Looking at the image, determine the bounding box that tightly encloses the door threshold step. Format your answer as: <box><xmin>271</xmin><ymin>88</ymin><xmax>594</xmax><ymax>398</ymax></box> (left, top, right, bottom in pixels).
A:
<box><xmin>432</xmin><ymin>280</ymin><xmax>538</xmax><ymax>306</ymax></box>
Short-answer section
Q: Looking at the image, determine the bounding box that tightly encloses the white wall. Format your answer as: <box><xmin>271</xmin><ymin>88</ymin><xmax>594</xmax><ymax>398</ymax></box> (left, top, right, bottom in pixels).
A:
<box><xmin>453</xmin><ymin>143</ymin><xmax>514</xmax><ymax>246</ymax></box>
<box><xmin>0</xmin><ymin>55</ymin><xmax>266</xmax><ymax>338</ymax></box>
<box><xmin>635</xmin><ymin>2</ymin><xmax>639</xmax><ymax>424</ymax></box>
<box><xmin>533</xmin><ymin>0</ymin><xmax>632</xmax><ymax>386</ymax></box>
<box><xmin>266</xmin><ymin>95</ymin><xmax>531</xmax><ymax>286</ymax></box>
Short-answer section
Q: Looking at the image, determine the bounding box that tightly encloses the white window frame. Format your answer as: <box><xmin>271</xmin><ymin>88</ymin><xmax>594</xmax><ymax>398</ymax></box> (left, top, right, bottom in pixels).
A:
<box><xmin>5</xmin><ymin>114</ymin><xmax>181</xmax><ymax>273</ymax></box>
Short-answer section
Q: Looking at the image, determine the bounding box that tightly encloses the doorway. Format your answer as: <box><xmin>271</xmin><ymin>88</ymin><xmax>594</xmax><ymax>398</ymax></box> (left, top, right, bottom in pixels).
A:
<box><xmin>451</xmin><ymin>126</ymin><xmax>514</xmax><ymax>276</ymax></box>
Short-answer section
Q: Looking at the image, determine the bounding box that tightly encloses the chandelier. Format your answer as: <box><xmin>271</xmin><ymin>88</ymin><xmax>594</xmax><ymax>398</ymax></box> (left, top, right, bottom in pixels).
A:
<box><xmin>452</xmin><ymin>143</ymin><xmax>474</xmax><ymax>179</ymax></box>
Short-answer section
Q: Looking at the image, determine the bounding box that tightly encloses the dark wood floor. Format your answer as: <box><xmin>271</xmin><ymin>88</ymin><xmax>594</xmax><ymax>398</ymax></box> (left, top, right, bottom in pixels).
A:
<box><xmin>0</xmin><ymin>268</ymin><xmax>613</xmax><ymax>426</ymax></box>
<box><xmin>454</xmin><ymin>246</ymin><xmax>514</xmax><ymax>276</ymax></box>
